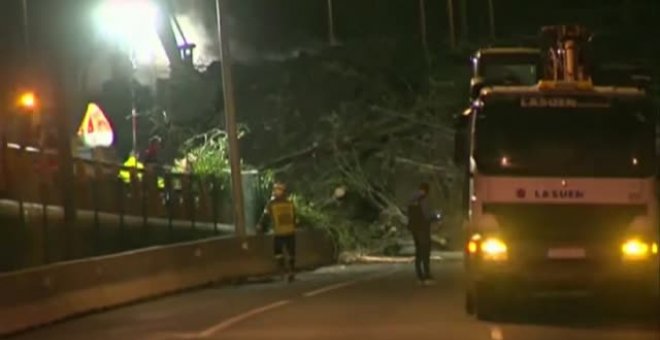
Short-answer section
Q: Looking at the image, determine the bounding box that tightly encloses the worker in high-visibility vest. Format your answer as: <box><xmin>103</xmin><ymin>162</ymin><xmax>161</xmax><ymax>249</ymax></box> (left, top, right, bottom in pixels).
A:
<box><xmin>118</xmin><ymin>153</ymin><xmax>143</xmax><ymax>183</ymax></box>
<box><xmin>257</xmin><ymin>182</ymin><xmax>297</xmax><ymax>282</ymax></box>
<box><xmin>118</xmin><ymin>154</ymin><xmax>165</xmax><ymax>189</ymax></box>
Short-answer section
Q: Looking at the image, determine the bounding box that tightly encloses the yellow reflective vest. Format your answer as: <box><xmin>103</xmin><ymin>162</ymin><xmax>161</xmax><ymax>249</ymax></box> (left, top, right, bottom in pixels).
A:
<box><xmin>118</xmin><ymin>155</ymin><xmax>143</xmax><ymax>183</ymax></box>
<box><xmin>266</xmin><ymin>199</ymin><xmax>296</xmax><ymax>235</ymax></box>
<box><xmin>118</xmin><ymin>155</ymin><xmax>164</xmax><ymax>189</ymax></box>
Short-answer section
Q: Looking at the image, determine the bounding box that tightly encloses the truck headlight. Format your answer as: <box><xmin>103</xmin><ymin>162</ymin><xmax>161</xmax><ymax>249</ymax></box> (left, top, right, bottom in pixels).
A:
<box><xmin>467</xmin><ymin>233</ymin><xmax>481</xmax><ymax>255</ymax></box>
<box><xmin>480</xmin><ymin>238</ymin><xmax>508</xmax><ymax>261</ymax></box>
<box><xmin>621</xmin><ymin>239</ymin><xmax>652</xmax><ymax>260</ymax></box>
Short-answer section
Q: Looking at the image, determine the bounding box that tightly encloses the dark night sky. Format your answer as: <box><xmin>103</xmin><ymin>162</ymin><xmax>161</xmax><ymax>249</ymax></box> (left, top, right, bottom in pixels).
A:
<box><xmin>1</xmin><ymin>1</ymin><xmax>656</xmax><ymax>53</ymax></box>
<box><xmin>2</xmin><ymin>1</ymin><xmax>659</xmax><ymax>60</ymax></box>
<box><xmin>1</xmin><ymin>0</ymin><xmax>659</xmax><ymax>97</ymax></box>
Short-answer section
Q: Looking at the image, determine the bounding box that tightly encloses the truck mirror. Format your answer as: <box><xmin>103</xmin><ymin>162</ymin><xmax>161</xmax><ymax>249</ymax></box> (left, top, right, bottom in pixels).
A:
<box><xmin>470</xmin><ymin>77</ymin><xmax>485</xmax><ymax>101</ymax></box>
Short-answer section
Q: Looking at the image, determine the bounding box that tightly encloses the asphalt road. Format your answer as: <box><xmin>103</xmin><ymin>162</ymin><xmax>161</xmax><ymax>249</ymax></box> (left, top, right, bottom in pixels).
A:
<box><xmin>11</xmin><ymin>260</ymin><xmax>659</xmax><ymax>340</ymax></box>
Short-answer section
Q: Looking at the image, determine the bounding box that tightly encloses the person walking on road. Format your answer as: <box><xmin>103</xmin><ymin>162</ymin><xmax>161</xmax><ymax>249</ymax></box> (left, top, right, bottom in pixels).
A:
<box><xmin>407</xmin><ymin>182</ymin><xmax>435</xmax><ymax>285</ymax></box>
<box><xmin>257</xmin><ymin>182</ymin><xmax>297</xmax><ymax>282</ymax></box>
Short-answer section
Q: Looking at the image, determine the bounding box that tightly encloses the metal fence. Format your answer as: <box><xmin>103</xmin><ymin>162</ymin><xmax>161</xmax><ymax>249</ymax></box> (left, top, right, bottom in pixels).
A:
<box><xmin>0</xmin><ymin>142</ymin><xmax>237</xmax><ymax>272</ymax></box>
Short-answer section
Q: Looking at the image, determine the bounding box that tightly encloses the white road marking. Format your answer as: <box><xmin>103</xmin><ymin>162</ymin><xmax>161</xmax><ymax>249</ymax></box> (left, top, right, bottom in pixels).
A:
<box><xmin>163</xmin><ymin>267</ymin><xmax>400</xmax><ymax>338</ymax></box>
<box><xmin>303</xmin><ymin>267</ymin><xmax>400</xmax><ymax>298</ymax></box>
<box><xmin>302</xmin><ymin>280</ymin><xmax>361</xmax><ymax>297</ymax></box>
<box><xmin>198</xmin><ymin>300</ymin><xmax>291</xmax><ymax>337</ymax></box>
<box><xmin>166</xmin><ymin>300</ymin><xmax>291</xmax><ymax>339</ymax></box>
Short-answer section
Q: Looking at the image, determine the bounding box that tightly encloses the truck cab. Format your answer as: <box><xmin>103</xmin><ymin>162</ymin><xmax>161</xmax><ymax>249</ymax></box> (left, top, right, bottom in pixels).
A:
<box><xmin>462</xmin><ymin>83</ymin><xmax>659</xmax><ymax>320</ymax></box>
<box><xmin>470</xmin><ymin>47</ymin><xmax>541</xmax><ymax>101</ymax></box>
<box><xmin>460</xmin><ymin>26</ymin><xmax>659</xmax><ymax>321</ymax></box>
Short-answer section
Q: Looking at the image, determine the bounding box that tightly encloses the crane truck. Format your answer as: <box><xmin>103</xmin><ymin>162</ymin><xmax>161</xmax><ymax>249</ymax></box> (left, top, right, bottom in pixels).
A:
<box><xmin>456</xmin><ymin>25</ymin><xmax>659</xmax><ymax>320</ymax></box>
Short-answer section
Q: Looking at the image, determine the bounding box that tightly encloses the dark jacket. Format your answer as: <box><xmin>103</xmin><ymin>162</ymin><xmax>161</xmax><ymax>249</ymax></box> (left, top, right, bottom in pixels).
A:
<box><xmin>407</xmin><ymin>191</ymin><xmax>432</xmax><ymax>234</ymax></box>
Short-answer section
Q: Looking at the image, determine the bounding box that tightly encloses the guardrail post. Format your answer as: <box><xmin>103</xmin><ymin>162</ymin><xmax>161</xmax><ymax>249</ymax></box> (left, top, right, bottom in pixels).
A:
<box><xmin>130</xmin><ymin>166</ymin><xmax>140</xmax><ymax>217</ymax></box>
<box><xmin>0</xmin><ymin>133</ymin><xmax>7</xmax><ymax>196</ymax></box>
<box><xmin>141</xmin><ymin>167</ymin><xmax>148</xmax><ymax>247</ymax></box>
<box><xmin>39</xmin><ymin>147</ymin><xmax>49</xmax><ymax>264</ymax></box>
<box><xmin>116</xmin><ymin>172</ymin><xmax>125</xmax><ymax>250</ymax></box>
<box><xmin>182</xmin><ymin>175</ymin><xmax>194</xmax><ymax>233</ymax></box>
<box><xmin>165</xmin><ymin>173</ymin><xmax>173</xmax><ymax>242</ymax></box>
<box><xmin>17</xmin><ymin>147</ymin><xmax>26</xmax><ymax>229</ymax></box>
<box><xmin>92</xmin><ymin>161</ymin><xmax>100</xmax><ymax>255</ymax></box>
<box><xmin>189</xmin><ymin>175</ymin><xmax>196</xmax><ymax>232</ymax></box>
<box><xmin>211</xmin><ymin>176</ymin><xmax>219</xmax><ymax>235</ymax></box>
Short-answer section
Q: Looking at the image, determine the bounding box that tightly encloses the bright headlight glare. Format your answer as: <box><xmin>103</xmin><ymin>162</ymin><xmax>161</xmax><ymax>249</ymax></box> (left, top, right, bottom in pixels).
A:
<box><xmin>468</xmin><ymin>241</ymin><xmax>478</xmax><ymax>254</ymax></box>
<box><xmin>480</xmin><ymin>238</ymin><xmax>508</xmax><ymax>261</ymax></box>
<box><xmin>621</xmin><ymin>239</ymin><xmax>650</xmax><ymax>260</ymax></box>
<box><xmin>652</xmin><ymin>243</ymin><xmax>658</xmax><ymax>255</ymax></box>
<box><xmin>467</xmin><ymin>234</ymin><xmax>482</xmax><ymax>254</ymax></box>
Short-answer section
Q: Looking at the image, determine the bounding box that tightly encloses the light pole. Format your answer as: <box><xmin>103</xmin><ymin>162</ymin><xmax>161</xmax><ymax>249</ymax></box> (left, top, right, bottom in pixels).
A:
<box><xmin>487</xmin><ymin>0</ymin><xmax>496</xmax><ymax>41</ymax></box>
<box><xmin>215</xmin><ymin>0</ymin><xmax>247</xmax><ymax>241</ymax></box>
<box><xmin>458</xmin><ymin>0</ymin><xmax>469</xmax><ymax>42</ymax></box>
<box><xmin>447</xmin><ymin>0</ymin><xmax>457</xmax><ymax>50</ymax></box>
<box><xmin>419</xmin><ymin>0</ymin><xmax>428</xmax><ymax>52</ymax></box>
<box><xmin>327</xmin><ymin>0</ymin><xmax>337</xmax><ymax>46</ymax></box>
<box><xmin>17</xmin><ymin>91</ymin><xmax>38</xmax><ymax>147</ymax></box>
<box><xmin>21</xmin><ymin>0</ymin><xmax>30</xmax><ymax>57</ymax></box>
<box><xmin>128</xmin><ymin>55</ymin><xmax>139</xmax><ymax>156</ymax></box>
<box><xmin>95</xmin><ymin>0</ymin><xmax>162</xmax><ymax>158</ymax></box>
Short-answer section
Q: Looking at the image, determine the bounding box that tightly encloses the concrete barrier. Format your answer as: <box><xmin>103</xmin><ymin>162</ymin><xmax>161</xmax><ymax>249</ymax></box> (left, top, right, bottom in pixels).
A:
<box><xmin>0</xmin><ymin>230</ymin><xmax>336</xmax><ymax>336</ymax></box>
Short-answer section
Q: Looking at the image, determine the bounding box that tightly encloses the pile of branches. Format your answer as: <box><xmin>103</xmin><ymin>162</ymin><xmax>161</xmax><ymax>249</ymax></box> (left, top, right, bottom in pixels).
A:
<box><xmin>233</xmin><ymin>38</ymin><xmax>469</xmax><ymax>251</ymax></box>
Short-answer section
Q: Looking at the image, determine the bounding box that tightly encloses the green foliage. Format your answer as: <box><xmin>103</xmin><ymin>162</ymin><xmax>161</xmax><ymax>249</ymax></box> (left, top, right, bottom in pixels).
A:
<box><xmin>176</xmin><ymin>128</ymin><xmax>230</xmax><ymax>181</ymax></box>
<box><xmin>290</xmin><ymin>194</ymin><xmax>361</xmax><ymax>251</ymax></box>
<box><xmin>290</xmin><ymin>193</ymin><xmax>402</xmax><ymax>253</ymax></box>
<box><xmin>252</xmin><ymin>170</ymin><xmax>275</xmax><ymax>221</ymax></box>
<box><xmin>164</xmin><ymin>38</ymin><xmax>471</xmax><ymax>253</ymax></box>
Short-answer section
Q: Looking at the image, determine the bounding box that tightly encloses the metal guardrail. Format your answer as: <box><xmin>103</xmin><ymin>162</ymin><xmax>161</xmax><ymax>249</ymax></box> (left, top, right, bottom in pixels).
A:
<box><xmin>0</xmin><ymin>141</ymin><xmax>236</xmax><ymax>272</ymax></box>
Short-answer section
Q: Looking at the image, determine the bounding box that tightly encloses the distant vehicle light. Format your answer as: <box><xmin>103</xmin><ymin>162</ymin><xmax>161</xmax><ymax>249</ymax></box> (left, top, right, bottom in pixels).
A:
<box><xmin>632</xmin><ymin>158</ymin><xmax>638</xmax><ymax>166</ymax></box>
<box><xmin>621</xmin><ymin>239</ymin><xmax>650</xmax><ymax>260</ymax></box>
<box><xmin>480</xmin><ymin>238</ymin><xmax>508</xmax><ymax>261</ymax></box>
<box><xmin>652</xmin><ymin>243</ymin><xmax>658</xmax><ymax>255</ymax></box>
<box><xmin>500</xmin><ymin>156</ymin><xmax>510</xmax><ymax>167</ymax></box>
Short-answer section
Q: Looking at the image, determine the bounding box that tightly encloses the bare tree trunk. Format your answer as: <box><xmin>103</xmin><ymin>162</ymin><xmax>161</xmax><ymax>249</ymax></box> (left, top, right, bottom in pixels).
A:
<box><xmin>446</xmin><ymin>0</ymin><xmax>457</xmax><ymax>49</ymax></box>
<box><xmin>487</xmin><ymin>0</ymin><xmax>496</xmax><ymax>41</ymax></box>
<box><xmin>327</xmin><ymin>0</ymin><xmax>337</xmax><ymax>45</ymax></box>
<box><xmin>458</xmin><ymin>0</ymin><xmax>469</xmax><ymax>42</ymax></box>
<box><xmin>419</xmin><ymin>0</ymin><xmax>428</xmax><ymax>52</ymax></box>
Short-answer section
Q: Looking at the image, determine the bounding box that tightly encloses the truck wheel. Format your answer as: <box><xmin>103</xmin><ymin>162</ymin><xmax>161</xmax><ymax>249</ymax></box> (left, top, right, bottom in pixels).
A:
<box><xmin>475</xmin><ymin>285</ymin><xmax>506</xmax><ymax>321</ymax></box>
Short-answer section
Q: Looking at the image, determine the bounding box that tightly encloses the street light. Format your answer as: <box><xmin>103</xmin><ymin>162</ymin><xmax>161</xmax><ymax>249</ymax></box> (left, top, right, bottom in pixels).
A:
<box><xmin>94</xmin><ymin>0</ymin><xmax>165</xmax><ymax>65</ymax></box>
<box><xmin>93</xmin><ymin>0</ymin><xmax>165</xmax><ymax>155</ymax></box>
<box><xmin>14</xmin><ymin>91</ymin><xmax>40</xmax><ymax>148</ymax></box>
<box><xmin>18</xmin><ymin>91</ymin><xmax>37</xmax><ymax>110</ymax></box>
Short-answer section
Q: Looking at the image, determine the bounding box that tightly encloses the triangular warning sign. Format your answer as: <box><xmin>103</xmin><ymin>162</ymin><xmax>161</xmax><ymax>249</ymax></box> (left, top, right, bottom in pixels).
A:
<box><xmin>77</xmin><ymin>102</ymin><xmax>114</xmax><ymax>148</ymax></box>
